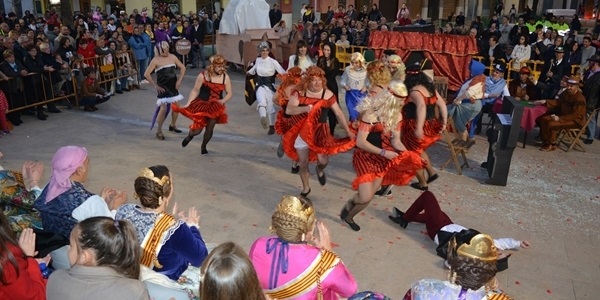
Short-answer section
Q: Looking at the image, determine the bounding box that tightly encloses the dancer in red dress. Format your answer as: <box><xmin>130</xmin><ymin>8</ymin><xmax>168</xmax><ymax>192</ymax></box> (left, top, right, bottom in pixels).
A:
<box><xmin>284</xmin><ymin>66</ymin><xmax>355</xmax><ymax>197</ymax></box>
<box><xmin>173</xmin><ymin>55</ymin><xmax>232</xmax><ymax>155</ymax></box>
<box><xmin>274</xmin><ymin>67</ymin><xmax>303</xmax><ymax>173</ymax></box>
<box><xmin>401</xmin><ymin>64</ymin><xmax>447</xmax><ymax>191</ymax></box>
<box><xmin>340</xmin><ymin>81</ymin><xmax>425</xmax><ymax>231</ymax></box>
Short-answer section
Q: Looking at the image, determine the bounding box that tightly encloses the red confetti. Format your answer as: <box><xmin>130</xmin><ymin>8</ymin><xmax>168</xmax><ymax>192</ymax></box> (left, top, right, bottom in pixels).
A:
<box><xmin>546</xmin><ymin>290</ymin><xmax>552</xmax><ymax>294</ymax></box>
<box><xmin>330</xmin><ymin>242</ymin><xmax>339</xmax><ymax>248</ymax></box>
<box><xmin>517</xmin><ymin>221</ymin><xmax>522</xmax><ymax>224</ymax></box>
<box><xmin>514</xmin><ymin>281</ymin><xmax>520</xmax><ymax>285</ymax></box>
<box><xmin>396</xmin><ymin>236</ymin><xmax>402</xmax><ymax>240</ymax></box>
<box><xmin>223</xmin><ymin>225</ymin><xmax>228</xmax><ymax>228</ymax></box>
<box><xmin>566</xmin><ymin>218</ymin><xmax>572</xmax><ymax>222</ymax></box>
<box><xmin>211</xmin><ymin>193</ymin><xmax>216</xmax><ymax>196</ymax></box>
<box><xmin>252</xmin><ymin>224</ymin><xmax>257</xmax><ymax>227</ymax></box>
<box><xmin>357</xmin><ymin>237</ymin><xmax>363</xmax><ymax>241</ymax></box>
<box><xmin>388</xmin><ymin>241</ymin><xmax>394</xmax><ymax>244</ymax></box>
<box><xmin>360</xmin><ymin>212</ymin><xmax>366</xmax><ymax>216</ymax></box>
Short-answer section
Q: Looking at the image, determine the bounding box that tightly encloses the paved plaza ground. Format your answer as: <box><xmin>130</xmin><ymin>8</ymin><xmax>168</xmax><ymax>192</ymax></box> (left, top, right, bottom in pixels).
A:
<box><xmin>1</xmin><ymin>70</ymin><xmax>598</xmax><ymax>299</ymax></box>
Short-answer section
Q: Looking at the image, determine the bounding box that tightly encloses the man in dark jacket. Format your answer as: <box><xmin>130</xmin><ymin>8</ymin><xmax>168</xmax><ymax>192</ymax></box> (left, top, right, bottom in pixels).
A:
<box><xmin>0</xmin><ymin>50</ymin><xmax>29</xmax><ymax>125</ymax></box>
<box><xmin>269</xmin><ymin>4</ymin><xmax>282</xmax><ymax>28</ymax></box>
<box><xmin>538</xmin><ymin>46</ymin><xmax>568</xmax><ymax>99</ymax></box>
<box><xmin>189</xmin><ymin>18</ymin><xmax>206</xmax><ymax>69</ymax></box>
<box><xmin>581</xmin><ymin>55</ymin><xmax>600</xmax><ymax>144</ymax></box>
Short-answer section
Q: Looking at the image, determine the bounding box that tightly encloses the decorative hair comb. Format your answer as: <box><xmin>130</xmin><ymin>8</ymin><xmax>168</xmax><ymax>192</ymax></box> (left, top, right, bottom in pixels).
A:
<box><xmin>275</xmin><ymin>195</ymin><xmax>315</xmax><ymax>224</ymax></box>
<box><xmin>138</xmin><ymin>168</ymin><xmax>169</xmax><ymax>187</ymax></box>
<box><xmin>455</xmin><ymin>233</ymin><xmax>497</xmax><ymax>262</ymax></box>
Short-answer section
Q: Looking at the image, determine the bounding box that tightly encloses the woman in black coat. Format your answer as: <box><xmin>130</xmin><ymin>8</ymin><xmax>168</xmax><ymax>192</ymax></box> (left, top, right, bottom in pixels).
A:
<box><xmin>316</xmin><ymin>42</ymin><xmax>340</xmax><ymax>134</ymax></box>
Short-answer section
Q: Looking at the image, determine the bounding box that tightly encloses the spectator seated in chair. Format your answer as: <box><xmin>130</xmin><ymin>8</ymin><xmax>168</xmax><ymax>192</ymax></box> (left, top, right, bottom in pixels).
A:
<box><xmin>533</xmin><ymin>76</ymin><xmax>587</xmax><ymax>151</ymax></box>
<box><xmin>470</xmin><ymin>62</ymin><xmax>510</xmax><ymax>137</ymax></box>
<box><xmin>508</xmin><ymin>67</ymin><xmax>537</xmax><ymax>101</ymax></box>
<box><xmin>448</xmin><ymin>60</ymin><xmax>487</xmax><ymax>141</ymax></box>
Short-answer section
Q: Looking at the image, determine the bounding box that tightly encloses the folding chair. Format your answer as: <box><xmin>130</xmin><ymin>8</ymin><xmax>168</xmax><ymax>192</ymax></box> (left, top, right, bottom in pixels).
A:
<box><xmin>440</xmin><ymin>128</ymin><xmax>476</xmax><ymax>175</ymax></box>
<box><xmin>556</xmin><ymin>108</ymin><xmax>599</xmax><ymax>152</ymax></box>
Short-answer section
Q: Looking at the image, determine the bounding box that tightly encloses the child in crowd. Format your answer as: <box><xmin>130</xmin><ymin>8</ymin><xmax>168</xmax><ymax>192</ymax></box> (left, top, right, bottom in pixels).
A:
<box><xmin>200</xmin><ymin>242</ymin><xmax>266</xmax><ymax>300</ymax></box>
<box><xmin>46</xmin><ymin>217</ymin><xmax>150</xmax><ymax>300</ymax></box>
<box><xmin>340</xmin><ymin>52</ymin><xmax>368</xmax><ymax>122</ymax></box>
<box><xmin>0</xmin><ymin>213</ymin><xmax>46</xmax><ymax>300</ymax></box>
<box><xmin>336</xmin><ymin>33</ymin><xmax>350</xmax><ymax>48</ymax></box>
<box><xmin>116</xmin><ymin>43</ymin><xmax>136</xmax><ymax>90</ymax></box>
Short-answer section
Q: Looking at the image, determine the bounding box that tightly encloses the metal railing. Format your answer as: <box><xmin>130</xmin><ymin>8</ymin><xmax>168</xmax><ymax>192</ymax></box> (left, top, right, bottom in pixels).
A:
<box><xmin>5</xmin><ymin>50</ymin><xmax>138</xmax><ymax>112</ymax></box>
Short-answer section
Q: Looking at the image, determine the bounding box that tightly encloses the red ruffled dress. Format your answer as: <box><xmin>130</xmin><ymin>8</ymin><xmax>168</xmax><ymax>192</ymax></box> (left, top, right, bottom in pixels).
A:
<box><xmin>282</xmin><ymin>91</ymin><xmax>355</xmax><ymax>162</ymax></box>
<box><xmin>401</xmin><ymin>90</ymin><xmax>444</xmax><ymax>151</ymax></box>
<box><xmin>352</xmin><ymin>121</ymin><xmax>425</xmax><ymax>190</ymax></box>
<box><xmin>173</xmin><ymin>72</ymin><xmax>228</xmax><ymax>130</ymax></box>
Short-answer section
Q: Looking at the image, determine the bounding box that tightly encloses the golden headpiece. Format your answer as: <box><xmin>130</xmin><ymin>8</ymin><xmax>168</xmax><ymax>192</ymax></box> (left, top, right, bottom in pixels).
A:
<box><xmin>274</xmin><ymin>195</ymin><xmax>315</xmax><ymax>224</ymax></box>
<box><xmin>453</xmin><ymin>233</ymin><xmax>498</xmax><ymax>262</ymax></box>
<box><xmin>137</xmin><ymin>168</ymin><xmax>170</xmax><ymax>188</ymax></box>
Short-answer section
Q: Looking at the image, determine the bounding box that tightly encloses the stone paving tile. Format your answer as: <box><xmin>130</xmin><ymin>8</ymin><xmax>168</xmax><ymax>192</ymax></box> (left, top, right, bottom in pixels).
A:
<box><xmin>1</xmin><ymin>71</ymin><xmax>599</xmax><ymax>299</ymax></box>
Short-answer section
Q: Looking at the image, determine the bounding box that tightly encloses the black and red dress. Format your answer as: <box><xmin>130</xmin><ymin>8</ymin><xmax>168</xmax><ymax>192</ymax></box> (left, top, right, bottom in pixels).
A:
<box><xmin>401</xmin><ymin>90</ymin><xmax>444</xmax><ymax>151</ymax></box>
<box><xmin>282</xmin><ymin>91</ymin><xmax>355</xmax><ymax>162</ymax></box>
<box><xmin>173</xmin><ymin>72</ymin><xmax>228</xmax><ymax>130</ymax></box>
<box><xmin>352</xmin><ymin>121</ymin><xmax>424</xmax><ymax>190</ymax></box>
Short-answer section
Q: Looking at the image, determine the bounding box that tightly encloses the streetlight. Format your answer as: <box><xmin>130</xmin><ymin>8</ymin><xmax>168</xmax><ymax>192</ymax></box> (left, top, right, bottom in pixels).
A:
<box><xmin>49</xmin><ymin>0</ymin><xmax>60</xmax><ymax>5</ymax></box>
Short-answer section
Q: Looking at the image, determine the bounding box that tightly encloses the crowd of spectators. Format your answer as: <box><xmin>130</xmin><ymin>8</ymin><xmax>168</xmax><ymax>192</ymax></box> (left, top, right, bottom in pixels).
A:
<box><xmin>0</xmin><ymin>6</ymin><xmax>227</xmax><ymax>136</ymax></box>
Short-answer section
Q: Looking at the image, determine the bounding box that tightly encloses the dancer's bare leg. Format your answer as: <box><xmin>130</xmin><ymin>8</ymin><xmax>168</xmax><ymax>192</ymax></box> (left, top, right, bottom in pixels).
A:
<box><xmin>170</xmin><ymin>111</ymin><xmax>179</xmax><ymax>128</ymax></box>
<box><xmin>296</xmin><ymin>147</ymin><xmax>310</xmax><ymax>195</ymax></box>
<box><xmin>156</xmin><ymin>104</ymin><xmax>167</xmax><ymax>139</ymax></box>
<box><xmin>342</xmin><ymin>178</ymin><xmax>382</xmax><ymax>231</ymax></box>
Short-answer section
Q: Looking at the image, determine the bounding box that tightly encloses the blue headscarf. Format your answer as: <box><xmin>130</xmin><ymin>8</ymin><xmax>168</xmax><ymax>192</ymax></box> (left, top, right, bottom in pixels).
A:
<box><xmin>469</xmin><ymin>60</ymin><xmax>486</xmax><ymax>78</ymax></box>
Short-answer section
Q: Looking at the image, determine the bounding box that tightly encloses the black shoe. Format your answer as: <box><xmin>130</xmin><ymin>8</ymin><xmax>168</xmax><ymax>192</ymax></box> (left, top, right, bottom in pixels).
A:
<box><xmin>584</xmin><ymin>139</ymin><xmax>593</xmax><ymax>145</ymax></box>
<box><xmin>388</xmin><ymin>214</ymin><xmax>409</xmax><ymax>228</ymax></box>
<box><xmin>316</xmin><ymin>166</ymin><xmax>326</xmax><ymax>186</ymax></box>
<box><xmin>410</xmin><ymin>183</ymin><xmax>428</xmax><ymax>191</ymax></box>
<box><xmin>291</xmin><ymin>165</ymin><xmax>299</xmax><ymax>174</ymax></box>
<box><xmin>201</xmin><ymin>148</ymin><xmax>208</xmax><ymax>156</ymax></box>
<box><xmin>268</xmin><ymin>126</ymin><xmax>275</xmax><ymax>135</ymax></box>
<box><xmin>48</xmin><ymin>108</ymin><xmax>61</xmax><ymax>113</ymax></box>
<box><xmin>169</xmin><ymin>125</ymin><xmax>182</xmax><ymax>133</ymax></box>
<box><xmin>182</xmin><ymin>136</ymin><xmax>193</xmax><ymax>147</ymax></box>
<box><xmin>375</xmin><ymin>185</ymin><xmax>392</xmax><ymax>197</ymax></box>
<box><xmin>190</xmin><ymin>66</ymin><xmax>197</xmax><ymax>69</ymax></box>
<box><xmin>123</xmin><ymin>88</ymin><xmax>131</xmax><ymax>92</ymax></box>
<box><xmin>300</xmin><ymin>188</ymin><xmax>311</xmax><ymax>197</ymax></box>
<box><xmin>480</xmin><ymin>162</ymin><xmax>488</xmax><ymax>168</ymax></box>
<box><xmin>344</xmin><ymin>219</ymin><xmax>361</xmax><ymax>231</ymax></box>
<box><xmin>427</xmin><ymin>173</ymin><xmax>439</xmax><ymax>184</ymax></box>
<box><xmin>37</xmin><ymin>114</ymin><xmax>47</xmax><ymax>120</ymax></box>
<box><xmin>116</xmin><ymin>90</ymin><xmax>123</xmax><ymax>94</ymax></box>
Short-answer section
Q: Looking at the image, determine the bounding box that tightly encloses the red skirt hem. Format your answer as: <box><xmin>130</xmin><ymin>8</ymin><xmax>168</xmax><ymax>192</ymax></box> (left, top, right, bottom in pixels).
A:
<box><xmin>173</xmin><ymin>99</ymin><xmax>228</xmax><ymax>130</ymax></box>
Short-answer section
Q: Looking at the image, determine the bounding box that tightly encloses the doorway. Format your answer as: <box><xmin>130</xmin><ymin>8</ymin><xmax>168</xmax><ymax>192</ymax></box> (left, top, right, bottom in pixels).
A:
<box><xmin>429</xmin><ymin>0</ymin><xmax>440</xmax><ymax>21</ymax></box>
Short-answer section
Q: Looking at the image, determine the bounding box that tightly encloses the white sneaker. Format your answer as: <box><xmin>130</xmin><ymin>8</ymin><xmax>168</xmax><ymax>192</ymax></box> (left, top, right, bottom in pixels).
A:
<box><xmin>140</xmin><ymin>79</ymin><xmax>150</xmax><ymax>84</ymax></box>
<box><xmin>127</xmin><ymin>77</ymin><xmax>134</xmax><ymax>82</ymax></box>
<box><xmin>260</xmin><ymin>116</ymin><xmax>268</xmax><ymax>129</ymax></box>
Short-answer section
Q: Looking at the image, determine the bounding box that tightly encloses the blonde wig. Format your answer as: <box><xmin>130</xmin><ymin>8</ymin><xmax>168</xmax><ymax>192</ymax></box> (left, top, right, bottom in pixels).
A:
<box><xmin>207</xmin><ymin>54</ymin><xmax>227</xmax><ymax>76</ymax></box>
<box><xmin>154</xmin><ymin>41</ymin><xmax>170</xmax><ymax>57</ymax></box>
<box><xmin>356</xmin><ymin>80</ymin><xmax>407</xmax><ymax>133</ymax></box>
<box><xmin>367</xmin><ymin>59</ymin><xmax>392</xmax><ymax>87</ymax></box>
<box><xmin>350</xmin><ymin>52</ymin><xmax>366</xmax><ymax>69</ymax></box>
<box><xmin>387</xmin><ymin>55</ymin><xmax>406</xmax><ymax>81</ymax></box>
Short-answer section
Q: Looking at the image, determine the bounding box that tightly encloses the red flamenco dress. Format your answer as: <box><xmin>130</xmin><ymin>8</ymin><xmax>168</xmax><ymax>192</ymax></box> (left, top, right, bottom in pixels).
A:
<box><xmin>400</xmin><ymin>90</ymin><xmax>444</xmax><ymax>151</ymax></box>
<box><xmin>352</xmin><ymin>121</ymin><xmax>425</xmax><ymax>190</ymax></box>
<box><xmin>282</xmin><ymin>91</ymin><xmax>355</xmax><ymax>162</ymax></box>
<box><xmin>173</xmin><ymin>72</ymin><xmax>228</xmax><ymax>130</ymax></box>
